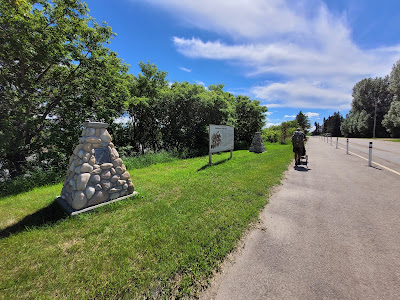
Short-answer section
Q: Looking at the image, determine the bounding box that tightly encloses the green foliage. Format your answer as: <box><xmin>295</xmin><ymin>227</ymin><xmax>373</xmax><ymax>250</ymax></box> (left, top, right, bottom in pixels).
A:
<box><xmin>262</xmin><ymin>120</ymin><xmax>298</xmax><ymax>144</ymax></box>
<box><xmin>262</xmin><ymin>127</ymin><xmax>280</xmax><ymax>143</ymax></box>
<box><xmin>124</xmin><ymin>65</ymin><xmax>266</xmax><ymax>154</ymax></box>
<box><xmin>382</xmin><ymin>101</ymin><xmax>400</xmax><ymax>137</ymax></box>
<box><xmin>0</xmin><ymin>168</ymin><xmax>63</xmax><ymax>198</ymax></box>
<box><xmin>122</xmin><ymin>150</ymin><xmax>181</xmax><ymax>170</ymax></box>
<box><xmin>382</xmin><ymin>61</ymin><xmax>400</xmax><ymax>137</ymax></box>
<box><xmin>295</xmin><ymin>111</ymin><xmax>311</xmax><ymax>134</ymax></box>
<box><xmin>317</xmin><ymin>112</ymin><xmax>343</xmax><ymax>136</ymax></box>
<box><xmin>342</xmin><ymin>76</ymin><xmax>393</xmax><ymax>137</ymax></box>
<box><xmin>125</xmin><ymin>61</ymin><xmax>169</xmax><ymax>153</ymax></box>
<box><xmin>234</xmin><ymin>95</ymin><xmax>268</xmax><ymax>147</ymax></box>
<box><xmin>0</xmin><ymin>0</ymin><xmax>130</xmax><ymax>179</ymax></box>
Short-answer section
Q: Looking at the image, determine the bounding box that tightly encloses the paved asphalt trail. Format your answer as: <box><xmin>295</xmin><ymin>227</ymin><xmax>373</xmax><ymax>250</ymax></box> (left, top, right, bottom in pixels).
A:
<box><xmin>202</xmin><ymin>137</ymin><xmax>400</xmax><ymax>300</ymax></box>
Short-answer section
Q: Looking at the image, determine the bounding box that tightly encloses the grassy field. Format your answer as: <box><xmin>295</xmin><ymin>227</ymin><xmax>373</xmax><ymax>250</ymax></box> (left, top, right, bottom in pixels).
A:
<box><xmin>0</xmin><ymin>144</ymin><xmax>292</xmax><ymax>299</ymax></box>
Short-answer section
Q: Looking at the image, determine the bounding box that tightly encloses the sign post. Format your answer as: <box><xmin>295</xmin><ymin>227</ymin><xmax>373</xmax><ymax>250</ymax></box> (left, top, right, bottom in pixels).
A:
<box><xmin>209</xmin><ymin>124</ymin><xmax>234</xmax><ymax>165</ymax></box>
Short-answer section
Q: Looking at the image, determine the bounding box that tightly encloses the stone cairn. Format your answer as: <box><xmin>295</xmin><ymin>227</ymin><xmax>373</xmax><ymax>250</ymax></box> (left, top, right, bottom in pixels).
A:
<box><xmin>249</xmin><ymin>132</ymin><xmax>266</xmax><ymax>153</ymax></box>
<box><xmin>60</xmin><ymin>122</ymin><xmax>134</xmax><ymax>211</ymax></box>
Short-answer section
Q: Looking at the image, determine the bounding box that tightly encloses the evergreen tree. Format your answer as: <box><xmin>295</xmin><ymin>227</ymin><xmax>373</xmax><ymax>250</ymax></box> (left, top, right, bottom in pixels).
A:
<box><xmin>295</xmin><ymin>111</ymin><xmax>311</xmax><ymax>134</ymax></box>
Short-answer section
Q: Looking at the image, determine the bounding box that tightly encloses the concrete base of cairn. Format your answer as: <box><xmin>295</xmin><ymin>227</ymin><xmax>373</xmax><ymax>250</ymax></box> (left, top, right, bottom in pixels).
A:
<box><xmin>59</xmin><ymin>122</ymin><xmax>135</xmax><ymax>212</ymax></box>
<box><xmin>249</xmin><ymin>132</ymin><xmax>266</xmax><ymax>153</ymax></box>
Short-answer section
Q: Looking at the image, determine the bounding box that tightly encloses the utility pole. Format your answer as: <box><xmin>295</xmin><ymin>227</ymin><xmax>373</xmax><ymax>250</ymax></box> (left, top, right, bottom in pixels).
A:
<box><xmin>373</xmin><ymin>99</ymin><xmax>377</xmax><ymax>138</ymax></box>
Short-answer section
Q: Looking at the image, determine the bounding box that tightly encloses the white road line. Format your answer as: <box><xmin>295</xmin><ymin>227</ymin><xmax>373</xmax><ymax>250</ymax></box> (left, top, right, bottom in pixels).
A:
<box><xmin>336</xmin><ymin>146</ymin><xmax>400</xmax><ymax>176</ymax></box>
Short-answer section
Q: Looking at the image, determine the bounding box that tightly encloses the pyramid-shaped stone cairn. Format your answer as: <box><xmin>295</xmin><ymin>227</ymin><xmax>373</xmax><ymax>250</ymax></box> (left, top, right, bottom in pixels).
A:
<box><xmin>60</xmin><ymin>122</ymin><xmax>135</xmax><ymax>211</ymax></box>
<box><xmin>249</xmin><ymin>132</ymin><xmax>266</xmax><ymax>153</ymax></box>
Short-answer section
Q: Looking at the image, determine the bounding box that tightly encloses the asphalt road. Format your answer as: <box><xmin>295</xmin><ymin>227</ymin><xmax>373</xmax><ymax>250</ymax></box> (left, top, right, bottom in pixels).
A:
<box><xmin>201</xmin><ymin>137</ymin><xmax>400</xmax><ymax>300</ymax></box>
<box><xmin>323</xmin><ymin>137</ymin><xmax>400</xmax><ymax>174</ymax></box>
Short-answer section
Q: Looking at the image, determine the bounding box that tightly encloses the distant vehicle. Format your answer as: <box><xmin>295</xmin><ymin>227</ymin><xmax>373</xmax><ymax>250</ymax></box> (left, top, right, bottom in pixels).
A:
<box><xmin>325</xmin><ymin>133</ymin><xmax>332</xmax><ymax>137</ymax></box>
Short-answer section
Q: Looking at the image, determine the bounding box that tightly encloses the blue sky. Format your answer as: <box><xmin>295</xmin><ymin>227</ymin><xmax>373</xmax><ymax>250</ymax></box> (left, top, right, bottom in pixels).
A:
<box><xmin>84</xmin><ymin>0</ymin><xmax>400</xmax><ymax>128</ymax></box>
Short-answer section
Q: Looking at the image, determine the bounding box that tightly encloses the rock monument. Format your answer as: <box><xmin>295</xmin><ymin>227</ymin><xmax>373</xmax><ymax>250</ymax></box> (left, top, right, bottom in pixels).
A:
<box><xmin>59</xmin><ymin>122</ymin><xmax>135</xmax><ymax>212</ymax></box>
<box><xmin>249</xmin><ymin>132</ymin><xmax>266</xmax><ymax>153</ymax></box>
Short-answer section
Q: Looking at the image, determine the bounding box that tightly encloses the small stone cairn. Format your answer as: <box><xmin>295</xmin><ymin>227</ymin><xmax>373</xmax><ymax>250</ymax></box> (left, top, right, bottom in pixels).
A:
<box><xmin>249</xmin><ymin>132</ymin><xmax>266</xmax><ymax>153</ymax></box>
<box><xmin>60</xmin><ymin>122</ymin><xmax>134</xmax><ymax>211</ymax></box>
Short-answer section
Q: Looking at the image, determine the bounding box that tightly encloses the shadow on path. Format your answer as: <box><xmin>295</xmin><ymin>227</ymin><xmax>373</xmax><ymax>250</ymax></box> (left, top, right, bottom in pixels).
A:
<box><xmin>294</xmin><ymin>165</ymin><xmax>310</xmax><ymax>172</ymax></box>
<box><xmin>0</xmin><ymin>201</ymin><xmax>67</xmax><ymax>239</ymax></box>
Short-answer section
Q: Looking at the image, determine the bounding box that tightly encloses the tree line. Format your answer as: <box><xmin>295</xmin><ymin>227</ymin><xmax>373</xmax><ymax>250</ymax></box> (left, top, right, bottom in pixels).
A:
<box><xmin>263</xmin><ymin>111</ymin><xmax>311</xmax><ymax>143</ymax></box>
<box><xmin>312</xmin><ymin>59</ymin><xmax>400</xmax><ymax>138</ymax></box>
<box><xmin>0</xmin><ymin>0</ymin><xmax>266</xmax><ymax>181</ymax></box>
<box><xmin>341</xmin><ymin>61</ymin><xmax>400</xmax><ymax>138</ymax></box>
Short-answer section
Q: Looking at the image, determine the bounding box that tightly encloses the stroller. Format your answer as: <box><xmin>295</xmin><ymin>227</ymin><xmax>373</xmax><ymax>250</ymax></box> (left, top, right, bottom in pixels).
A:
<box><xmin>296</xmin><ymin>148</ymin><xmax>308</xmax><ymax>168</ymax></box>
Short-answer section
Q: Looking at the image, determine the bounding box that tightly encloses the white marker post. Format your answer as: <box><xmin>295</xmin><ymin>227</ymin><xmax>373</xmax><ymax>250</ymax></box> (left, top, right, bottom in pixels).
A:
<box><xmin>336</xmin><ymin>137</ymin><xmax>338</xmax><ymax>149</ymax></box>
<box><xmin>369</xmin><ymin>142</ymin><xmax>373</xmax><ymax>167</ymax></box>
<box><xmin>346</xmin><ymin>138</ymin><xmax>349</xmax><ymax>154</ymax></box>
<box><xmin>330</xmin><ymin>136</ymin><xmax>332</xmax><ymax>146</ymax></box>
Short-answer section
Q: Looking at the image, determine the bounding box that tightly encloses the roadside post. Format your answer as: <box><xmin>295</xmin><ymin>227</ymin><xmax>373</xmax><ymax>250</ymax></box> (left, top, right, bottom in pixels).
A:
<box><xmin>346</xmin><ymin>138</ymin><xmax>349</xmax><ymax>154</ymax></box>
<box><xmin>369</xmin><ymin>142</ymin><xmax>373</xmax><ymax>167</ymax></box>
<box><xmin>336</xmin><ymin>137</ymin><xmax>338</xmax><ymax>149</ymax></box>
<box><xmin>330</xmin><ymin>136</ymin><xmax>332</xmax><ymax>146</ymax></box>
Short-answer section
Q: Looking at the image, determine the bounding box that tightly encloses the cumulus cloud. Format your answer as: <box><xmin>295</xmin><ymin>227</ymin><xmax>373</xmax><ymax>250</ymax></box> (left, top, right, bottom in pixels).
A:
<box><xmin>138</xmin><ymin>0</ymin><xmax>400</xmax><ymax>109</ymax></box>
<box><xmin>306</xmin><ymin>112</ymin><xmax>320</xmax><ymax>118</ymax></box>
<box><xmin>284</xmin><ymin>115</ymin><xmax>296</xmax><ymax>118</ymax></box>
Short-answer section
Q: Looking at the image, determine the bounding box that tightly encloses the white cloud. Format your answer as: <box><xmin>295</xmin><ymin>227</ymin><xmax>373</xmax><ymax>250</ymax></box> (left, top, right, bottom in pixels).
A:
<box><xmin>306</xmin><ymin>112</ymin><xmax>320</xmax><ymax>118</ymax></box>
<box><xmin>134</xmin><ymin>0</ymin><xmax>400</xmax><ymax>110</ymax></box>
<box><xmin>284</xmin><ymin>115</ymin><xmax>296</xmax><ymax>118</ymax></box>
<box><xmin>179</xmin><ymin>66</ymin><xmax>192</xmax><ymax>72</ymax></box>
<box><xmin>252</xmin><ymin>80</ymin><xmax>352</xmax><ymax>109</ymax></box>
<box><xmin>195</xmin><ymin>80</ymin><xmax>205</xmax><ymax>86</ymax></box>
<box><xmin>144</xmin><ymin>0</ymin><xmax>400</xmax><ymax>109</ymax></box>
<box><xmin>265</xmin><ymin>111</ymin><xmax>273</xmax><ymax>116</ymax></box>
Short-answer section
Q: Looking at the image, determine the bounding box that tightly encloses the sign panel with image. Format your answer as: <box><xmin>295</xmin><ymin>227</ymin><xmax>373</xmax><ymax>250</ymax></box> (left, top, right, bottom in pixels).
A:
<box><xmin>209</xmin><ymin>125</ymin><xmax>234</xmax><ymax>154</ymax></box>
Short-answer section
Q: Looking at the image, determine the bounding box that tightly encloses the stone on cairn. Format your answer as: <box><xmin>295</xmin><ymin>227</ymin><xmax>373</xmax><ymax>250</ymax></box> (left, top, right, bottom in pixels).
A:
<box><xmin>249</xmin><ymin>132</ymin><xmax>266</xmax><ymax>153</ymax></box>
<box><xmin>60</xmin><ymin>122</ymin><xmax>135</xmax><ymax>211</ymax></box>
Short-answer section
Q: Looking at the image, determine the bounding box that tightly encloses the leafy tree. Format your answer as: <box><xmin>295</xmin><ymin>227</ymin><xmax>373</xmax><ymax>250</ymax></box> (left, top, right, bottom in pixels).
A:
<box><xmin>323</xmin><ymin>112</ymin><xmax>343</xmax><ymax>136</ymax></box>
<box><xmin>295</xmin><ymin>111</ymin><xmax>311</xmax><ymax>134</ymax></box>
<box><xmin>126</xmin><ymin>61</ymin><xmax>169</xmax><ymax>153</ymax></box>
<box><xmin>262</xmin><ymin>120</ymin><xmax>298</xmax><ymax>144</ymax></box>
<box><xmin>279</xmin><ymin>122</ymin><xmax>289</xmax><ymax>144</ymax></box>
<box><xmin>0</xmin><ymin>0</ymin><xmax>130</xmax><ymax>178</ymax></box>
<box><xmin>234</xmin><ymin>95</ymin><xmax>267</xmax><ymax>147</ymax></box>
<box><xmin>382</xmin><ymin>61</ymin><xmax>400</xmax><ymax>137</ymax></box>
<box><xmin>341</xmin><ymin>77</ymin><xmax>391</xmax><ymax>137</ymax></box>
<box><xmin>382</xmin><ymin>101</ymin><xmax>400</xmax><ymax>137</ymax></box>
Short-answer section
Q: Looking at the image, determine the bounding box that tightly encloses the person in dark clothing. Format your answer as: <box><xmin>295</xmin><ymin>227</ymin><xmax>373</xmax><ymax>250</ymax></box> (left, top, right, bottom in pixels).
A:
<box><xmin>291</xmin><ymin>128</ymin><xmax>306</xmax><ymax>165</ymax></box>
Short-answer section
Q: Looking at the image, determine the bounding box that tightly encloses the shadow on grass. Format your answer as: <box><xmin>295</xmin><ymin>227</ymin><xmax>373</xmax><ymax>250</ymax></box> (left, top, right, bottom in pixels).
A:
<box><xmin>0</xmin><ymin>201</ymin><xmax>67</xmax><ymax>239</ymax></box>
<box><xmin>197</xmin><ymin>158</ymin><xmax>231</xmax><ymax>172</ymax></box>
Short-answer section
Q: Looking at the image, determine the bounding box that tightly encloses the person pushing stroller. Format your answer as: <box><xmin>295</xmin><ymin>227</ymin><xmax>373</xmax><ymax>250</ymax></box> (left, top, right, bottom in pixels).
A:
<box><xmin>292</xmin><ymin>128</ymin><xmax>306</xmax><ymax>166</ymax></box>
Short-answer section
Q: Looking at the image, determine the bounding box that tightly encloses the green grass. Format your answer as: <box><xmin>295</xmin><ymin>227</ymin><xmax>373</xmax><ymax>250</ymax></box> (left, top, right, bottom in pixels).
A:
<box><xmin>0</xmin><ymin>144</ymin><xmax>292</xmax><ymax>299</ymax></box>
<box><xmin>387</xmin><ymin>139</ymin><xmax>400</xmax><ymax>142</ymax></box>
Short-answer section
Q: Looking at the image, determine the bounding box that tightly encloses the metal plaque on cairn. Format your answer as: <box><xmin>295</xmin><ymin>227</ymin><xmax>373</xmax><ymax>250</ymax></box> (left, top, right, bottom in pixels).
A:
<box><xmin>249</xmin><ymin>132</ymin><xmax>266</xmax><ymax>153</ymax></box>
<box><xmin>58</xmin><ymin>122</ymin><xmax>135</xmax><ymax>214</ymax></box>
